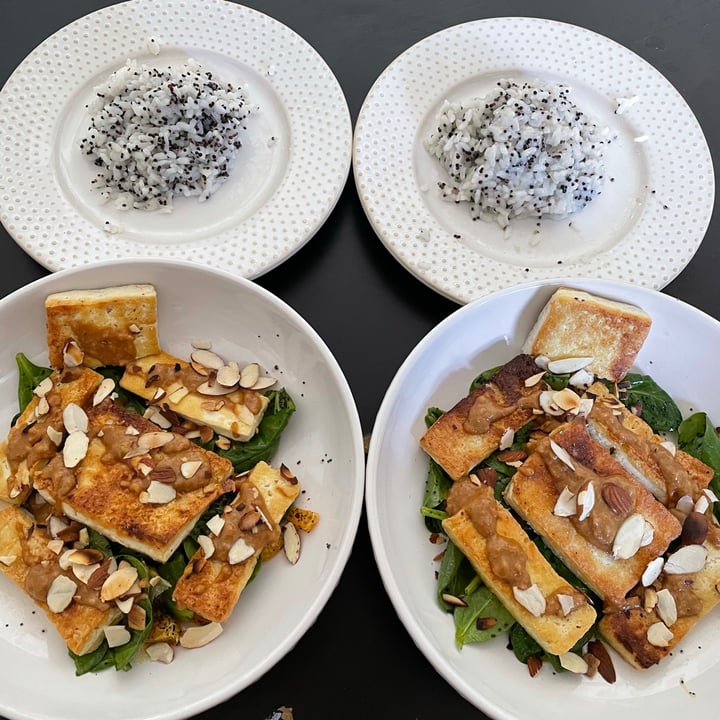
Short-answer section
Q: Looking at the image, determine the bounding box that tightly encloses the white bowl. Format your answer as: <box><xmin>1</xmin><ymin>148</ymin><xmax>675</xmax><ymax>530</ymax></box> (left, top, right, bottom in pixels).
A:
<box><xmin>0</xmin><ymin>259</ymin><xmax>365</xmax><ymax>720</ymax></box>
<box><xmin>366</xmin><ymin>278</ymin><xmax>720</xmax><ymax>720</ymax></box>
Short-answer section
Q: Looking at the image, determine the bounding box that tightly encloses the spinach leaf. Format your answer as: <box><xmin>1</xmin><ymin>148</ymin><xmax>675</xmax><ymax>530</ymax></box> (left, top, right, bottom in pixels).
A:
<box><xmin>70</xmin><ymin>642</ymin><xmax>112</xmax><ymax>676</ymax></box>
<box><xmin>509</xmin><ymin>622</ymin><xmax>543</xmax><ymax>663</ymax></box>
<box><xmin>453</xmin><ymin>585</ymin><xmax>515</xmax><ymax>647</ymax></box>
<box><xmin>469</xmin><ymin>366</ymin><xmax>501</xmax><ymax>391</ymax></box>
<box><xmin>620</xmin><ymin>373</ymin><xmax>682</xmax><ymax>432</ymax></box>
<box><xmin>15</xmin><ymin>353</ymin><xmax>52</xmax><ymax>413</ymax></box>
<box><xmin>425</xmin><ymin>406</ymin><xmax>445</xmax><ymax>428</ymax></box>
<box><xmin>678</xmin><ymin>412</ymin><xmax>720</xmax><ymax>516</ymax></box>
<box><xmin>215</xmin><ymin>388</ymin><xmax>295</xmax><ymax>474</ymax></box>
<box><xmin>542</xmin><ymin>372</ymin><xmax>570</xmax><ymax>390</ymax></box>
<box><xmin>437</xmin><ymin>541</ymin><xmax>475</xmax><ymax>609</ymax></box>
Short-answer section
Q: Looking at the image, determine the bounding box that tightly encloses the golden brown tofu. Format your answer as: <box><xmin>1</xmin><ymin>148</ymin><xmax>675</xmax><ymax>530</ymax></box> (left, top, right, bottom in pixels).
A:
<box><xmin>522</xmin><ymin>287</ymin><xmax>652</xmax><ymax>382</ymax></box>
<box><xmin>45</xmin><ymin>284</ymin><xmax>160</xmax><ymax>369</ymax></box>
<box><xmin>31</xmin><ymin>400</ymin><xmax>234</xmax><ymax>563</ymax></box>
<box><xmin>420</xmin><ymin>354</ymin><xmax>543</xmax><ymax>481</ymax></box>
<box><xmin>120</xmin><ymin>351</ymin><xmax>269</xmax><ymax>442</ymax></box>
<box><xmin>599</xmin><ymin>528</ymin><xmax>720</xmax><ymax>669</ymax></box>
<box><xmin>0</xmin><ymin>505</ymin><xmax>122</xmax><ymax>655</ymax></box>
<box><xmin>585</xmin><ymin>382</ymin><xmax>713</xmax><ymax>505</ymax></box>
<box><xmin>504</xmin><ymin>420</ymin><xmax>681</xmax><ymax>605</ymax></box>
<box><xmin>0</xmin><ymin>366</ymin><xmax>103</xmax><ymax>504</ymax></box>
<box><xmin>173</xmin><ymin>461</ymin><xmax>301</xmax><ymax>623</ymax></box>
<box><xmin>442</xmin><ymin>480</ymin><xmax>596</xmax><ymax>655</ymax></box>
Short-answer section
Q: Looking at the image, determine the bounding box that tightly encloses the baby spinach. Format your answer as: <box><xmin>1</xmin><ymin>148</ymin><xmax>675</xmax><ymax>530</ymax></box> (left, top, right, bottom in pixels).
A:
<box><xmin>678</xmin><ymin>412</ymin><xmax>720</xmax><ymax>515</ymax></box>
<box><xmin>15</xmin><ymin>353</ymin><xmax>52</xmax><ymax>413</ymax></box>
<box><xmin>453</xmin><ymin>585</ymin><xmax>515</xmax><ymax>647</ymax></box>
<box><xmin>620</xmin><ymin>373</ymin><xmax>682</xmax><ymax>432</ymax></box>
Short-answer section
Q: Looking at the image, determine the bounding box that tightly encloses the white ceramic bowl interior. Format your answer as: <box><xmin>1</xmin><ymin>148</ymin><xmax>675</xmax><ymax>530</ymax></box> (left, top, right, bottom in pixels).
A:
<box><xmin>0</xmin><ymin>258</ymin><xmax>365</xmax><ymax>720</ymax></box>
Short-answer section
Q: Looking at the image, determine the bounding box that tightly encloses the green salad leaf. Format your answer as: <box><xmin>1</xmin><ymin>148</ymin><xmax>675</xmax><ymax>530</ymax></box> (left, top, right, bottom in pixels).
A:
<box><xmin>620</xmin><ymin>373</ymin><xmax>683</xmax><ymax>432</ymax></box>
<box><xmin>453</xmin><ymin>585</ymin><xmax>515</xmax><ymax>647</ymax></box>
<box><xmin>15</xmin><ymin>353</ymin><xmax>52</xmax><ymax>414</ymax></box>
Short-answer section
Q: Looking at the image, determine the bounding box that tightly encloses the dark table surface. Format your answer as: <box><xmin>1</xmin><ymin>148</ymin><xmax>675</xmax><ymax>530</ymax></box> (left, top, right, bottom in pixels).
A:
<box><xmin>1</xmin><ymin>1</ymin><xmax>718</xmax><ymax>718</ymax></box>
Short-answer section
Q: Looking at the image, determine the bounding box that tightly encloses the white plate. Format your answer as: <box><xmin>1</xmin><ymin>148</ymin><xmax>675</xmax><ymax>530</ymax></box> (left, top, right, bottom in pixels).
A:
<box><xmin>366</xmin><ymin>278</ymin><xmax>720</xmax><ymax>720</ymax></box>
<box><xmin>353</xmin><ymin>17</ymin><xmax>715</xmax><ymax>304</ymax></box>
<box><xmin>0</xmin><ymin>259</ymin><xmax>365</xmax><ymax>720</ymax></box>
<box><xmin>0</xmin><ymin>0</ymin><xmax>352</xmax><ymax>277</ymax></box>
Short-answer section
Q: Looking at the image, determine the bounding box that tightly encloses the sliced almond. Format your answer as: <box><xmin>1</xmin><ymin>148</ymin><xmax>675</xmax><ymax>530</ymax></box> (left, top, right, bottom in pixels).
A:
<box><xmin>101</xmin><ymin>563</ymin><xmax>139</xmax><ymax>602</ymax></box>
<box><xmin>512</xmin><ymin>584</ymin><xmax>546</xmax><ymax>617</ymax></box>
<box><xmin>196</xmin><ymin>380</ymin><xmax>236</xmax><ymax>397</ymax></box>
<box><xmin>558</xmin><ymin>651</ymin><xmax>588</xmax><ymax>674</ymax></box>
<box><xmin>694</xmin><ymin>495</ymin><xmax>710</xmax><ymax>515</ymax></box>
<box><xmin>664</xmin><ymin>544</ymin><xmax>707</xmax><ymax>574</ymax></box>
<box><xmin>553</xmin><ymin>487</ymin><xmax>577</xmax><ymax>517</ymax></box>
<box><xmin>647</xmin><ymin>621</ymin><xmax>673</xmax><ymax>647</ymax></box>
<box><xmin>524</xmin><ymin>371</ymin><xmax>546</xmax><ymax>388</ymax></box>
<box><xmin>641</xmin><ymin>556</ymin><xmax>664</xmax><ymax>587</ymax></box>
<box><xmin>675</xmin><ymin>495</ymin><xmax>695</xmax><ymax>515</ymax></box>
<box><xmin>547</xmin><ymin>357</ymin><xmax>593</xmax><ymax>374</ymax></box>
<box><xmin>115</xmin><ymin>595</ymin><xmax>135</xmax><ymax>615</ymax></box>
<box><xmin>34</xmin><ymin>376</ymin><xmax>54</xmax><ymax>397</ymax></box>
<box><xmin>498</xmin><ymin>427</ymin><xmax>515</xmax><ymax>451</ymax></box>
<box><xmin>46</xmin><ymin>539</ymin><xmax>64</xmax><ymax>555</ymax></box>
<box><xmin>283</xmin><ymin>522</ymin><xmax>301</xmax><ymax>565</ymax></box>
<box><xmin>206</xmin><ymin>514</ymin><xmax>226</xmax><ymax>536</ymax></box>
<box><xmin>577</xmin><ymin>481</ymin><xmax>595</xmax><ymax>522</ymax></box>
<box><xmin>655</xmin><ymin>588</ymin><xmax>678</xmax><ymax>627</ymax></box>
<box><xmin>35</xmin><ymin>396</ymin><xmax>50</xmax><ymax>417</ymax></box>
<box><xmin>556</xmin><ymin>594</ymin><xmax>576</xmax><ymax>616</ymax></box>
<box><xmin>197</xmin><ymin>534</ymin><xmax>215</xmax><ymax>560</ymax></box>
<box><xmin>239</xmin><ymin>363</ymin><xmax>260</xmax><ymax>389</ymax></box>
<box><xmin>612</xmin><ymin>513</ymin><xmax>646</xmax><ymax>560</ymax></box>
<box><xmin>539</xmin><ymin>390</ymin><xmax>565</xmax><ymax>417</ymax></box>
<box><xmin>441</xmin><ymin>593</ymin><xmax>468</xmax><ymax>607</ymax></box>
<box><xmin>139</xmin><ymin>481</ymin><xmax>177</xmax><ymax>505</ymax></box>
<box><xmin>62</xmin><ymin>339</ymin><xmax>84</xmax><ymax>368</ymax></box>
<box><xmin>66</xmin><ymin>548</ymin><xmax>104</xmax><ymax>566</ymax></box>
<box><xmin>137</xmin><ymin>431</ymin><xmax>175</xmax><ymax>451</ymax></box>
<box><xmin>167</xmin><ymin>386</ymin><xmax>190</xmax><ymax>404</ymax></box>
<box><xmin>644</xmin><ymin>587</ymin><xmax>658</xmax><ymax>611</ymax></box>
<box><xmin>227</xmin><ymin>537</ymin><xmax>255</xmax><ymax>565</ymax></box>
<box><xmin>180</xmin><ymin>460</ymin><xmax>203</xmax><ymax>479</ymax></box>
<box><xmin>191</xmin><ymin>339</ymin><xmax>213</xmax><ymax>350</ymax></box>
<box><xmin>216</xmin><ymin>365</ymin><xmax>240</xmax><ymax>388</ymax></box>
<box><xmin>179</xmin><ymin>622</ymin><xmax>223</xmax><ymax>649</ymax></box>
<box><xmin>63</xmin><ymin>430</ymin><xmax>89</xmax><ymax>468</ymax></box>
<box><xmin>104</xmin><ymin>625</ymin><xmax>131</xmax><ymax>648</ymax></box>
<box><xmin>93</xmin><ymin>378</ymin><xmax>116</xmax><ymax>406</ymax></box>
<box><xmin>146</xmin><ymin>642</ymin><xmax>174</xmax><ymax>663</ymax></box>
<box><xmin>62</xmin><ymin>403</ymin><xmax>88</xmax><ymax>434</ymax></box>
<box><xmin>553</xmin><ymin>387</ymin><xmax>582</xmax><ymax>412</ymax></box>
<box><xmin>549</xmin><ymin>439</ymin><xmax>575</xmax><ymax>470</ymax></box>
<box><xmin>250</xmin><ymin>376</ymin><xmax>276</xmax><ymax>391</ymax></box>
<box><xmin>0</xmin><ymin>555</ymin><xmax>17</xmax><ymax>566</ymax></box>
<box><xmin>46</xmin><ymin>574</ymin><xmax>77</xmax><ymax>613</ymax></box>
<box><xmin>46</xmin><ymin>425</ymin><xmax>63</xmax><ymax>446</ymax></box>
<box><xmin>568</xmin><ymin>368</ymin><xmax>595</xmax><ymax>390</ymax></box>
<box><xmin>190</xmin><ymin>349</ymin><xmax>225</xmax><ymax>370</ymax></box>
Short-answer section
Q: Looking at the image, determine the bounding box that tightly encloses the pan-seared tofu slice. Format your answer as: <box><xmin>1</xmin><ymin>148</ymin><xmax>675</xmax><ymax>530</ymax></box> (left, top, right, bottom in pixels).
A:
<box><xmin>585</xmin><ymin>382</ymin><xmax>713</xmax><ymax>506</ymax></box>
<box><xmin>420</xmin><ymin>354</ymin><xmax>544</xmax><ymax>481</ymax></box>
<box><xmin>521</xmin><ymin>287</ymin><xmax>652</xmax><ymax>382</ymax></box>
<box><xmin>599</xmin><ymin>526</ymin><xmax>720</xmax><ymax>669</ymax></box>
<box><xmin>120</xmin><ymin>351</ymin><xmax>269</xmax><ymax>442</ymax></box>
<box><xmin>0</xmin><ymin>366</ymin><xmax>103</xmax><ymax>504</ymax></box>
<box><xmin>173</xmin><ymin>461</ymin><xmax>301</xmax><ymax>623</ymax></box>
<box><xmin>45</xmin><ymin>284</ymin><xmax>160</xmax><ymax>369</ymax></box>
<box><xmin>0</xmin><ymin>506</ymin><xmax>122</xmax><ymax>655</ymax></box>
<box><xmin>442</xmin><ymin>479</ymin><xmax>596</xmax><ymax>656</ymax></box>
<box><xmin>504</xmin><ymin>420</ymin><xmax>681</xmax><ymax>605</ymax></box>
<box><xmin>31</xmin><ymin>400</ymin><xmax>235</xmax><ymax>563</ymax></box>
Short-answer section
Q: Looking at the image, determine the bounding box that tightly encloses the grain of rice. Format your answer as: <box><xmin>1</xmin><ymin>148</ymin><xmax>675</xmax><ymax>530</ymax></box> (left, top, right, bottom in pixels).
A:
<box><xmin>425</xmin><ymin>79</ymin><xmax>614</xmax><ymax>228</ymax></box>
<box><xmin>80</xmin><ymin>58</ymin><xmax>252</xmax><ymax>211</ymax></box>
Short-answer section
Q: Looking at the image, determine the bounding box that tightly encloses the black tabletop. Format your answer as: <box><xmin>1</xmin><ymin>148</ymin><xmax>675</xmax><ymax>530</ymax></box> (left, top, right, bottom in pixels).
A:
<box><xmin>1</xmin><ymin>1</ymin><xmax>718</xmax><ymax>719</ymax></box>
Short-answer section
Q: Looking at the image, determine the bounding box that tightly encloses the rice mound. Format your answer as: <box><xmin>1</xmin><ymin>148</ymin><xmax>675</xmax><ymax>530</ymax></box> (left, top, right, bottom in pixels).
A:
<box><xmin>425</xmin><ymin>79</ymin><xmax>614</xmax><ymax>228</ymax></box>
<box><xmin>80</xmin><ymin>58</ymin><xmax>251</xmax><ymax>211</ymax></box>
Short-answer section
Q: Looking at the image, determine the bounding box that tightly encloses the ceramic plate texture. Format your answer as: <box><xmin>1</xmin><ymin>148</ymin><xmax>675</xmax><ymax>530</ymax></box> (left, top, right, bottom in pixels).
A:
<box><xmin>353</xmin><ymin>17</ymin><xmax>714</xmax><ymax>304</ymax></box>
<box><xmin>366</xmin><ymin>279</ymin><xmax>720</xmax><ymax>720</ymax></box>
<box><xmin>0</xmin><ymin>0</ymin><xmax>352</xmax><ymax>277</ymax></box>
<box><xmin>0</xmin><ymin>259</ymin><xmax>365</xmax><ymax>720</ymax></box>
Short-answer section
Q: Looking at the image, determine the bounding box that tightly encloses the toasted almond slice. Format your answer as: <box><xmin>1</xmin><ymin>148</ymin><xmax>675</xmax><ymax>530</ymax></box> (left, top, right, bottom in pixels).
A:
<box><xmin>239</xmin><ymin>363</ymin><xmax>260</xmax><ymax>389</ymax></box>
<box><xmin>499</xmin><ymin>427</ymin><xmax>515</xmax><ymax>451</ymax></box>
<box><xmin>612</xmin><ymin>513</ymin><xmax>646</xmax><ymax>559</ymax></box>
<box><xmin>283</xmin><ymin>522</ymin><xmax>301</xmax><ymax>564</ymax></box>
<box><xmin>553</xmin><ymin>387</ymin><xmax>582</xmax><ymax>412</ymax></box>
<box><xmin>191</xmin><ymin>339</ymin><xmax>213</xmax><ymax>350</ymax></box>
<box><xmin>62</xmin><ymin>339</ymin><xmax>84</xmax><ymax>368</ymax></box>
<box><xmin>146</xmin><ymin>642</ymin><xmax>174</xmax><ymax>663</ymax></box>
<box><xmin>641</xmin><ymin>556</ymin><xmax>664</xmax><ymax>587</ymax></box>
<box><xmin>167</xmin><ymin>386</ymin><xmax>190</xmax><ymax>404</ymax></box>
<box><xmin>647</xmin><ymin>621</ymin><xmax>673</xmax><ymax>647</ymax></box>
<box><xmin>35</xmin><ymin>396</ymin><xmax>50</xmax><ymax>417</ymax></box>
<box><xmin>235</xmin><ymin>404</ymin><xmax>256</xmax><ymax>425</ymax></box>
<box><xmin>0</xmin><ymin>555</ymin><xmax>17</xmax><ymax>566</ymax></box>
<box><xmin>513</xmin><ymin>583</ymin><xmax>546</xmax><ymax>617</ymax></box>
<box><xmin>49</xmin><ymin>515</ymin><xmax>70</xmax><ymax>541</ymax></box>
<box><xmin>62</xmin><ymin>403</ymin><xmax>88</xmax><ymax>434</ymax></box>
<box><xmin>93</xmin><ymin>378</ymin><xmax>116</xmax><ymax>406</ymax></box>
<box><xmin>66</xmin><ymin>548</ymin><xmax>104</xmax><ymax>566</ymax></box>
<box><xmin>655</xmin><ymin>588</ymin><xmax>678</xmax><ymax>627</ymax></box>
<box><xmin>524</xmin><ymin>371</ymin><xmax>546</xmax><ymax>388</ymax></box>
<box><xmin>46</xmin><ymin>539</ymin><xmax>64</xmax><ymax>555</ymax></box>
<box><xmin>227</xmin><ymin>537</ymin><xmax>255</xmax><ymax>565</ymax></box>
<box><xmin>216</xmin><ymin>365</ymin><xmax>240</xmax><ymax>388</ymax></box>
<box><xmin>196</xmin><ymin>381</ymin><xmax>236</xmax><ymax>397</ymax></box>
<box><xmin>539</xmin><ymin>391</ymin><xmax>565</xmax><ymax>417</ymax></box>
<box><xmin>179</xmin><ymin>622</ymin><xmax>223</xmax><ymax>649</ymax></box>
<box><xmin>676</xmin><ymin>495</ymin><xmax>695</xmax><ymax>515</ymax></box>
<box><xmin>46</xmin><ymin>425</ymin><xmax>63</xmax><ymax>446</ymax></box>
<box><xmin>137</xmin><ymin>431</ymin><xmax>175</xmax><ymax>450</ymax></box>
<box><xmin>568</xmin><ymin>368</ymin><xmax>594</xmax><ymax>390</ymax></box>
<box><xmin>101</xmin><ymin>563</ymin><xmax>139</xmax><ymax>602</ymax></box>
<box><xmin>206</xmin><ymin>514</ymin><xmax>225</xmax><ymax>536</ymax></box>
<box><xmin>181</xmin><ymin>460</ymin><xmax>203</xmax><ymax>479</ymax></box>
<box><xmin>547</xmin><ymin>357</ymin><xmax>593</xmax><ymax>374</ymax></box>
<box><xmin>664</xmin><ymin>544</ymin><xmax>707</xmax><ymax>574</ymax></box>
<box><xmin>197</xmin><ymin>534</ymin><xmax>215</xmax><ymax>560</ymax></box>
<box><xmin>46</xmin><ymin>574</ymin><xmax>77</xmax><ymax>613</ymax></box>
<box><xmin>549</xmin><ymin>440</ymin><xmax>575</xmax><ymax>470</ymax></box>
<box><xmin>116</xmin><ymin>596</ymin><xmax>135</xmax><ymax>615</ymax></box>
<box><xmin>190</xmin><ymin>349</ymin><xmax>225</xmax><ymax>371</ymax></box>
<box><xmin>34</xmin><ymin>376</ymin><xmax>54</xmax><ymax>397</ymax></box>
<box><xmin>559</xmin><ymin>651</ymin><xmax>589</xmax><ymax>674</ymax></box>
<box><xmin>63</xmin><ymin>431</ymin><xmax>89</xmax><ymax>468</ymax></box>
<box><xmin>104</xmin><ymin>625</ymin><xmax>131</xmax><ymax>648</ymax></box>
<box><xmin>140</xmin><ymin>481</ymin><xmax>177</xmax><ymax>505</ymax></box>
<box><xmin>553</xmin><ymin>487</ymin><xmax>577</xmax><ymax>517</ymax></box>
<box><xmin>250</xmin><ymin>376</ymin><xmax>276</xmax><ymax>391</ymax></box>
<box><xmin>441</xmin><ymin>593</ymin><xmax>469</xmax><ymax>607</ymax></box>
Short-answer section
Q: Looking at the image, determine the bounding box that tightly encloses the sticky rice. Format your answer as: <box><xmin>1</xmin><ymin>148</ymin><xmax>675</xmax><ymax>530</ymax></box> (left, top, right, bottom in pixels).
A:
<box><xmin>425</xmin><ymin>79</ymin><xmax>614</xmax><ymax>228</ymax></box>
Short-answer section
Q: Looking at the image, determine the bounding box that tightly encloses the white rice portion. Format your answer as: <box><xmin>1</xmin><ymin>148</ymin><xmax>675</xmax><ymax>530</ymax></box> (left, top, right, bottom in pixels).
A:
<box><xmin>425</xmin><ymin>79</ymin><xmax>614</xmax><ymax>228</ymax></box>
<box><xmin>80</xmin><ymin>58</ymin><xmax>251</xmax><ymax>211</ymax></box>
